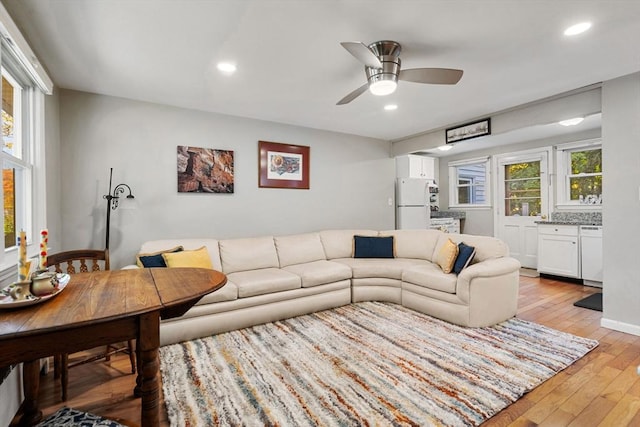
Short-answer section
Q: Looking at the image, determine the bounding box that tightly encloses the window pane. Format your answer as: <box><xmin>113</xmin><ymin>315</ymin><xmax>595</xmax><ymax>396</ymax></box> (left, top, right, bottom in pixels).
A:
<box><xmin>570</xmin><ymin>175</ymin><xmax>602</xmax><ymax>200</ymax></box>
<box><xmin>504</xmin><ymin>161</ymin><xmax>541</xmax><ymax>216</ymax></box>
<box><xmin>3</xmin><ymin>159</ymin><xmax>27</xmax><ymax>249</ymax></box>
<box><xmin>505</xmin><ymin>178</ymin><xmax>540</xmax><ymax>198</ymax></box>
<box><xmin>455</xmin><ymin>162</ymin><xmax>486</xmax><ymax>205</ymax></box>
<box><xmin>571</xmin><ymin>149</ymin><xmax>602</xmax><ymax>174</ymax></box>
<box><xmin>3</xmin><ymin>167</ymin><xmax>15</xmax><ymax>248</ymax></box>
<box><xmin>458</xmin><ymin>187</ymin><xmax>470</xmax><ymax>204</ymax></box>
<box><xmin>2</xmin><ymin>74</ymin><xmax>20</xmax><ymax>157</ymax></box>
<box><xmin>504</xmin><ymin>197</ymin><xmax>541</xmax><ymax>216</ymax></box>
<box><xmin>505</xmin><ymin>161</ymin><xmax>540</xmax><ymax>179</ymax></box>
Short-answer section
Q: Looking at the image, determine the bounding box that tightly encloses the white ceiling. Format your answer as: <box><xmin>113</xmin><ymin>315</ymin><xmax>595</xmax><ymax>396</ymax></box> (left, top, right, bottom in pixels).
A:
<box><xmin>4</xmin><ymin>0</ymin><xmax>640</xmax><ymax>141</ymax></box>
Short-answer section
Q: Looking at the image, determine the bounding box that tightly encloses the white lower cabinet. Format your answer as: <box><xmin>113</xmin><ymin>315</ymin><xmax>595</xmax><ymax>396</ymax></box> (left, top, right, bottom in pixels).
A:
<box><xmin>537</xmin><ymin>225</ymin><xmax>580</xmax><ymax>278</ymax></box>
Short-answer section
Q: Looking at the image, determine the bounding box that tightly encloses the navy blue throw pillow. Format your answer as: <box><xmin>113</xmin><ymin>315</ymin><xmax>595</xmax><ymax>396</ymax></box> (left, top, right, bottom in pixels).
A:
<box><xmin>353</xmin><ymin>236</ymin><xmax>395</xmax><ymax>258</ymax></box>
<box><xmin>138</xmin><ymin>247</ymin><xmax>184</xmax><ymax>268</ymax></box>
<box><xmin>453</xmin><ymin>242</ymin><xmax>476</xmax><ymax>274</ymax></box>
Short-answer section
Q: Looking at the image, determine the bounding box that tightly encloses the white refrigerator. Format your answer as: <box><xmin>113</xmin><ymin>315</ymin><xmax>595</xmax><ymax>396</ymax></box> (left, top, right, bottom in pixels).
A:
<box><xmin>396</xmin><ymin>178</ymin><xmax>430</xmax><ymax>229</ymax></box>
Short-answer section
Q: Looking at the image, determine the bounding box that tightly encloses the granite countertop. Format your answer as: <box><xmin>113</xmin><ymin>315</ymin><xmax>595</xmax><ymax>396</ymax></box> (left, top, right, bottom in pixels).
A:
<box><xmin>536</xmin><ymin>211</ymin><xmax>602</xmax><ymax>226</ymax></box>
<box><xmin>535</xmin><ymin>220</ymin><xmax>602</xmax><ymax>226</ymax></box>
<box><xmin>431</xmin><ymin>210</ymin><xmax>466</xmax><ymax>219</ymax></box>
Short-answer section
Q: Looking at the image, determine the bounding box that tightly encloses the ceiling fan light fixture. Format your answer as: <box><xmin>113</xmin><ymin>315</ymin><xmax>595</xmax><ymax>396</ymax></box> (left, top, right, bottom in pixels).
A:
<box><xmin>559</xmin><ymin>117</ymin><xmax>584</xmax><ymax>126</ymax></box>
<box><xmin>369</xmin><ymin>79</ymin><xmax>397</xmax><ymax>96</ymax></box>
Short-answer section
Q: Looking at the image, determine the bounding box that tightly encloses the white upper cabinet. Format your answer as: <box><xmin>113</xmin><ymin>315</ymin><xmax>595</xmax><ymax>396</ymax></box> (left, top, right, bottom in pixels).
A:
<box><xmin>396</xmin><ymin>155</ymin><xmax>435</xmax><ymax>179</ymax></box>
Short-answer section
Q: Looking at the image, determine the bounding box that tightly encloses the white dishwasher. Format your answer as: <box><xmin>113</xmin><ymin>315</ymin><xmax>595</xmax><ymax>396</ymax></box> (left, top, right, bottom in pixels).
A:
<box><xmin>580</xmin><ymin>225</ymin><xmax>603</xmax><ymax>287</ymax></box>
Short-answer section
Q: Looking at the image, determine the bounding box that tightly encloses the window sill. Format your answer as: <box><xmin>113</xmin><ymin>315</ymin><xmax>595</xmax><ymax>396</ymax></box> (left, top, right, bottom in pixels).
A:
<box><xmin>447</xmin><ymin>205</ymin><xmax>492</xmax><ymax>210</ymax></box>
<box><xmin>555</xmin><ymin>204</ymin><xmax>602</xmax><ymax>211</ymax></box>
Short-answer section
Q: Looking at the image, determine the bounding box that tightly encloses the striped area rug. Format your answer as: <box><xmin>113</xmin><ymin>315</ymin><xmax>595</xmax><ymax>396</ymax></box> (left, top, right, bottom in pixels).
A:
<box><xmin>159</xmin><ymin>302</ymin><xmax>597</xmax><ymax>426</ymax></box>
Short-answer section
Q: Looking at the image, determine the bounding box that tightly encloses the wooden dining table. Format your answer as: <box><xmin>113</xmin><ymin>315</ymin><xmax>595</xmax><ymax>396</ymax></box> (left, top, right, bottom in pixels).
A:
<box><xmin>0</xmin><ymin>267</ymin><xmax>227</xmax><ymax>427</ymax></box>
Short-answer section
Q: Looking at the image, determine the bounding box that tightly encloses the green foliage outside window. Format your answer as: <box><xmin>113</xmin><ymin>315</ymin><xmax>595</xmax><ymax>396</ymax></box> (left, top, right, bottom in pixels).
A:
<box><xmin>504</xmin><ymin>161</ymin><xmax>541</xmax><ymax>216</ymax></box>
<box><xmin>569</xmin><ymin>149</ymin><xmax>602</xmax><ymax>200</ymax></box>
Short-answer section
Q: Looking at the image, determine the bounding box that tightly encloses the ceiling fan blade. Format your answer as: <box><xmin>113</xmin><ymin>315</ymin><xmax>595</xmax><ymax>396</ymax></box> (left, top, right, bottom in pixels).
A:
<box><xmin>336</xmin><ymin>83</ymin><xmax>369</xmax><ymax>105</ymax></box>
<box><xmin>340</xmin><ymin>42</ymin><xmax>382</xmax><ymax>68</ymax></box>
<box><xmin>399</xmin><ymin>68</ymin><xmax>463</xmax><ymax>85</ymax></box>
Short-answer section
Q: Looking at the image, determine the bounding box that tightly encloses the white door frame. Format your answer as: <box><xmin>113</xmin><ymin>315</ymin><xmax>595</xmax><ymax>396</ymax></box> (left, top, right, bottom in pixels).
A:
<box><xmin>492</xmin><ymin>147</ymin><xmax>553</xmax><ymax>268</ymax></box>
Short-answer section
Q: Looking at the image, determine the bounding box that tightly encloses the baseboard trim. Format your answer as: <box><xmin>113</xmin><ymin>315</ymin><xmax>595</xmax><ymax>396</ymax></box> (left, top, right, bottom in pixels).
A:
<box><xmin>601</xmin><ymin>318</ymin><xmax>640</xmax><ymax>336</ymax></box>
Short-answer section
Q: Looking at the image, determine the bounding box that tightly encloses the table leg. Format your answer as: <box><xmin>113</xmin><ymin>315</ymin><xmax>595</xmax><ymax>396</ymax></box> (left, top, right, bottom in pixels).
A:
<box><xmin>137</xmin><ymin>312</ymin><xmax>160</xmax><ymax>427</ymax></box>
<box><xmin>20</xmin><ymin>360</ymin><xmax>42</xmax><ymax>426</ymax></box>
<box><xmin>134</xmin><ymin>343</ymin><xmax>142</xmax><ymax>398</ymax></box>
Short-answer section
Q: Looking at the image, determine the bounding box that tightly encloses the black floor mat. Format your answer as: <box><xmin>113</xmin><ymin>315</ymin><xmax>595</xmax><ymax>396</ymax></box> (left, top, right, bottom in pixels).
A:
<box><xmin>573</xmin><ymin>292</ymin><xmax>602</xmax><ymax>311</ymax></box>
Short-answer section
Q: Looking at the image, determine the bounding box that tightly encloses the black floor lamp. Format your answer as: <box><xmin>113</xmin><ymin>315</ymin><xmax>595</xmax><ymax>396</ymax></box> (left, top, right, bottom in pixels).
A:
<box><xmin>103</xmin><ymin>168</ymin><xmax>135</xmax><ymax>250</ymax></box>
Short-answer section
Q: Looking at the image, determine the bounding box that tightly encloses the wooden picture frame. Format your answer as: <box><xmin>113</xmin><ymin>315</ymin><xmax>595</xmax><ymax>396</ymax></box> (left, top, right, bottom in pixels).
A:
<box><xmin>446</xmin><ymin>118</ymin><xmax>491</xmax><ymax>144</ymax></box>
<box><xmin>258</xmin><ymin>141</ymin><xmax>310</xmax><ymax>189</ymax></box>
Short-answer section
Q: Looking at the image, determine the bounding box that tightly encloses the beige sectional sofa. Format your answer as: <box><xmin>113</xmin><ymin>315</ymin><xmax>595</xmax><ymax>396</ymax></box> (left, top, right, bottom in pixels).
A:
<box><xmin>131</xmin><ymin>229</ymin><xmax>520</xmax><ymax>346</ymax></box>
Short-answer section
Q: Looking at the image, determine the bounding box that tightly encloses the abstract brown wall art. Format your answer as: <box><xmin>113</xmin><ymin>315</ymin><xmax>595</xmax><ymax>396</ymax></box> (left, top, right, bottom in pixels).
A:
<box><xmin>177</xmin><ymin>146</ymin><xmax>234</xmax><ymax>193</ymax></box>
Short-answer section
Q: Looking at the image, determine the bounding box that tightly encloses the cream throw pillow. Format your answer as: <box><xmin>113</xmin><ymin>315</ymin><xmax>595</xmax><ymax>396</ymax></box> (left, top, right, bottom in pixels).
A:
<box><xmin>436</xmin><ymin>238</ymin><xmax>459</xmax><ymax>274</ymax></box>
<box><xmin>162</xmin><ymin>246</ymin><xmax>213</xmax><ymax>269</ymax></box>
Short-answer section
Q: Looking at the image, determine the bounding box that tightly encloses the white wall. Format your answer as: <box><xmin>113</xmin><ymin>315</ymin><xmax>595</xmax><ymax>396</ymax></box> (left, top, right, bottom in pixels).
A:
<box><xmin>601</xmin><ymin>72</ymin><xmax>640</xmax><ymax>335</ymax></box>
<box><xmin>45</xmin><ymin>89</ymin><xmax>62</xmax><ymax>253</ymax></box>
<box><xmin>59</xmin><ymin>90</ymin><xmax>394</xmax><ymax>268</ymax></box>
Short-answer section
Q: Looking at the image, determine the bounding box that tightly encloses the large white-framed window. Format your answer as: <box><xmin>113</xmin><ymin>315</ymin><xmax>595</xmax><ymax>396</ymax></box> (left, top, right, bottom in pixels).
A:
<box><xmin>556</xmin><ymin>139</ymin><xmax>602</xmax><ymax>209</ymax></box>
<box><xmin>448</xmin><ymin>156</ymin><xmax>491</xmax><ymax>208</ymax></box>
<box><xmin>0</xmin><ymin>30</ymin><xmax>50</xmax><ymax>273</ymax></box>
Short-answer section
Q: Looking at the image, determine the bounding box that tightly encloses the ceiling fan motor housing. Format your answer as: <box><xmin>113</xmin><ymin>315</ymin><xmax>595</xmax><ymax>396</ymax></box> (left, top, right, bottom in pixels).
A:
<box><xmin>366</xmin><ymin>40</ymin><xmax>401</xmax><ymax>88</ymax></box>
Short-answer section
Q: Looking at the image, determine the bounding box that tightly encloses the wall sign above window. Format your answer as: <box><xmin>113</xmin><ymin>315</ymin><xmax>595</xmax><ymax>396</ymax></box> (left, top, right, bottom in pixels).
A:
<box><xmin>446</xmin><ymin>118</ymin><xmax>491</xmax><ymax>144</ymax></box>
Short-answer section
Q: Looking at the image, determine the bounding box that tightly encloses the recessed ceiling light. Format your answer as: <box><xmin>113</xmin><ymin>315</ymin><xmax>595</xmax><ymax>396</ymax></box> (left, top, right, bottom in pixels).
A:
<box><xmin>216</xmin><ymin>62</ymin><xmax>237</xmax><ymax>75</ymax></box>
<box><xmin>564</xmin><ymin>22</ymin><xmax>592</xmax><ymax>36</ymax></box>
<box><xmin>438</xmin><ymin>145</ymin><xmax>453</xmax><ymax>151</ymax></box>
<box><xmin>559</xmin><ymin>117</ymin><xmax>585</xmax><ymax>126</ymax></box>
<box><xmin>384</xmin><ymin>104</ymin><xmax>398</xmax><ymax>111</ymax></box>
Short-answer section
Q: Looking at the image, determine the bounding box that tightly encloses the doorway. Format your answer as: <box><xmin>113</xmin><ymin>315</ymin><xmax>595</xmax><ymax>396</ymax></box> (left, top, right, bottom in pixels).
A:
<box><xmin>494</xmin><ymin>148</ymin><xmax>551</xmax><ymax>268</ymax></box>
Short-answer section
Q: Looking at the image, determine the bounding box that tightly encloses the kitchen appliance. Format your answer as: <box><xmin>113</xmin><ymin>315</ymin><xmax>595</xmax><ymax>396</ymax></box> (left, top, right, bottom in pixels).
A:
<box><xmin>580</xmin><ymin>225</ymin><xmax>603</xmax><ymax>287</ymax></box>
<box><xmin>428</xmin><ymin>182</ymin><xmax>439</xmax><ymax>211</ymax></box>
<box><xmin>396</xmin><ymin>178</ymin><xmax>429</xmax><ymax>229</ymax></box>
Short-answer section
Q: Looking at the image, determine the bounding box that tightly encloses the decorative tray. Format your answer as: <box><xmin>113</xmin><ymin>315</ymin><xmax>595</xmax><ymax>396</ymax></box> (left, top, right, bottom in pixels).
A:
<box><xmin>0</xmin><ymin>274</ymin><xmax>71</xmax><ymax>309</ymax></box>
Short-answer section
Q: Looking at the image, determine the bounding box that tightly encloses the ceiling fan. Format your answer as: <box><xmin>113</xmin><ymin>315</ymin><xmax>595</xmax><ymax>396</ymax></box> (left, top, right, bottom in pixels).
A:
<box><xmin>337</xmin><ymin>40</ymin><xmax>463</xmax><ymax>105</ymax></box>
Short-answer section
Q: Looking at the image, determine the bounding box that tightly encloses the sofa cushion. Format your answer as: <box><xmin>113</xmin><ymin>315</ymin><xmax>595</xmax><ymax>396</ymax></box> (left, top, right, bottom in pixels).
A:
<box><xmin>139</xmin><ymin>239</ymin><xmax>222</xmax><ymax>270</ymax></box>
<box><xmin>219</xmin><ymin>236</ymin><xmax>279</xmax><ymax>274</ymax></box>
<box><xmin>353</xmin><ymin>235</ymin><xmax>394</xmax><ymax>258</ymax></box>
<box><xmin>453</xmin><ymin>242</ymin><xmax>476</xmax><ymax>274</ymax></box>
<box><xmin>403</xmin><ymin>263</ymin><xmax>458</xmax><ymax>294</ymax></box>
<box><xmin>379</xmin><ymin>229</ymin><xmax>442</xmax><ymax>261</ymax></box>
<box><xmin>136</xmin><ymin>246</ymin><xmax>183</xmax><ymax>268</ymax></box>
<box><xmin>319</xmin><ymin>230</ymin><xmax>378</xmax><ymax>259</ymax></box>
<box><xmin>275</xmin><ymin>233</ymin><xmax>326</xmax><ymax>267</ymax></box>
<box><xmin>436</xmin><ymin>238</ymin><xmax>459</xmax><ymax>274</ymax></box>
<box><xmin>163</xmin><ymin>246</ymin><xmax>213</xmax><ymax>269</ymax></box>
<box><xmin>333</xmin><ymin>258</ymin><xmax>429</xmax><ymax>280</ymax></box>
<box><xmin>283</xmin><ymin>260</ymin><xmax>352</xmax><ymax>288</ymax></box>
<box><xmin>196</xmin><ymin>281</ymin><xmax>238</xmax><ymax>305</ymax></box>
<box><xmin>227</xmin><ymin>268</ymin><xmax>301</xmax><ymax>298</ymax></box>
<box><xmin>439</xmin><ymin>233</ymin><xmax>509</xmax><ymax>263</ymax></box>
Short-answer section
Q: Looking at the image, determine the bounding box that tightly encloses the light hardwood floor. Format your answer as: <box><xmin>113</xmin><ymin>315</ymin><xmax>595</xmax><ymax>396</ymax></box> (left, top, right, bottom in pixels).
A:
<box><xmin>11</xmin><ymin>275</ymin><xmax>640</xmax><ymax>426</ymax></box>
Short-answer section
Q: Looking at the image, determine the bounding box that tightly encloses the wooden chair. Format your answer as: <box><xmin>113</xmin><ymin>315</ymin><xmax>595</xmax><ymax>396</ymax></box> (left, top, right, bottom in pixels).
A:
<box><xmin>47</xmin><ymin>249</ymin><xmax>136</xmax><ymax>401</ymax></box>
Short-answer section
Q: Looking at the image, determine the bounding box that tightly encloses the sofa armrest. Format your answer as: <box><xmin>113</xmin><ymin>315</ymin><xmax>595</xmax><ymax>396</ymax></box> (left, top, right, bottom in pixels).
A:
<box><xmin>458</xmin><ymin>257</ymin><xmax>521</xmax><ymax>282</ymax></box>
<box><xmin>455</xmin><ymin>257</ymin><xmax>521</xmax><ymax>326</ymax></box>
